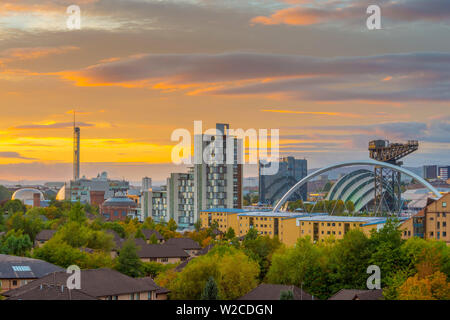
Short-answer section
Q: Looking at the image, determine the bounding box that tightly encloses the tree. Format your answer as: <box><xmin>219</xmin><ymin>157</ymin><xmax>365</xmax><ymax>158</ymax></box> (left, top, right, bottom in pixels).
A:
<box><xmin>0</xmin><ymin>230</ymin><xmax>33</xmax><ymax>256</ymax></box>
<box><xmin>6</xmin><ymin>211</ymin><xmax>43</xmax><ymax>242</ymax></box>
<box><xmin>33</xmin><ymin>238</ymin><xmax>87</xmax><ymax>268</ymax></box>
<box><xmin>1</xmin><ymin>200</ymin><xmax>26</xmax><ymax>215</ymax></box>
<box><xmin>267</xmin><ymin>237</ymin><xmax>329</xmax><ymax>299</ymax></box>
<box><xmin>168</xmin><ymin>218</ymin><xmax>178</xmax><ymax>232</ymax></box>
<box><xmin>0</xmin><ymin>186</ymin><xmax>11</xmax><ymax>202</ymax></box>
<box><xmin>201</xmin><ymin>277</ymin><xmax>219</xmax><ymax>300</ymax></box>
<box><xmin>115</xmin><ymin>238</ymin><xmax>144</xmax><ymax>278</ymax></box>
<box><xmin>398</xmin><ymin>271</ymin><xmax>450</xmax><ymax>300</ymax></box>
<box><xmin>149</xmin><ymin>233</ymin><xmax>158</xmax><ymax>244</ymax></box>
<box><xmin>244</xmin><ymin>228</ymin><xmax>258</xmax><ymax>241</ymax></box>
<box><xmin>280</xmin><ymin>290</ymin><xmax>294</xmax><ymax>300</ymax></box>
<box><xmin>67</xmin><ymin>202</ymin><xmax>86</xmax><ymax>223</ymax></box>
<box><xmin>194</xmin><ymin>220</ymin><xmax>202</xmax><ymax>232</ymax></box>
<box><xmin>224</xmin><ymin>227</ymin><xmax>236</xmax><ymax>240</ymax></box>
<box><xmin>243</xmin><ymin>235</ymin><xmax>282</xmax><ymax>280</ymax></box>
<box><xmin>168</xmin><ymin>246</ymin><xmax>259</xmax><ymax>300</ymax></box>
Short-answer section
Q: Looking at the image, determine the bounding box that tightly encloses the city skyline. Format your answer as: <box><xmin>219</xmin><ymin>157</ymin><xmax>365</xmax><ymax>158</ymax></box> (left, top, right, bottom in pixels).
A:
<box><xmin>0</xmin><ymin>0</ymin><xmax>449</xmax><ymax>182</ymax></box>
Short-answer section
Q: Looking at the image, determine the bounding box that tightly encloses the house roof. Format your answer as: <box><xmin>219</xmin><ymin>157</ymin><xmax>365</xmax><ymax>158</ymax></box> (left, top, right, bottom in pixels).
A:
<box><xmin>238</xmin><ymin>284</ymin><xmax>314</xmax><ymax>300</ymax></box>
<box><xmin>141</xmin><ymin>229</ymin><xmax>164</xmax><ymax>241</ymax></box>
<box><xmin>138</xmin><ymin>244</ymin><xmax>190</xmax><ymax>259</ymax></box>
<box><xmin>139</xmin><ymin>277</ymin><xmax>170</xmax><ymax>295</ymax></box>
<box><xmin>200</xmin><ymin>208</ymin><xmax>247</xmax><ymax>214</ymax></box>
<box><xmin>174</xmin><ymin>258</ymin><xmax>192</xmax><ymax>272</ymax></box>
<box><xmin>196</xmin><ymin>244</ymin><xmax>214</xmax><ymax>256</ymax></box>
<box><xmin>165</xmin><ymin>238</ymin><xmax>201</xmax><ymax>250</ymax></box>
<box><xmin>35</xmin><ymin>229</ymin><xmax>56</xmax><ymax>241</ymax></box>
<box><xmin>0</xmin><ymin>254</ymin><xmax>63</xmax><ymax>280</ymax></box>
<box><xmin>6</xmin><ymin>284</ymin><xmax>98</xmax><ymax>300</ymax></box>
<box><xmin>328</xmin><ymin>289</ymin><xmax>383</xmax><ymax>300</ymax></box>
<box><xmin>3</xmin><ymin>268</ymin><xmax>163</xmax><ymax>298</ymax></box>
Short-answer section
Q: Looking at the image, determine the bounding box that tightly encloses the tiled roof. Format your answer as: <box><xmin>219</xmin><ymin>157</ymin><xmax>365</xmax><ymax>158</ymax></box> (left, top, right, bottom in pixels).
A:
<box><xmin>141</xmin><ymin>229</ymin><xmax>164</xmax><ymax>241</ymax></box>
<box><xmin>165</xmin><ymin>238</ymin><xmax>201</xmax><ymax>250</ymax></box>
<box><xmin>3</xmin><ymin>268</ymin><xmax>161</xmax><ymax>298</ymax></box>
<box><xmin>139</xmin><ymin>277</ymin><xmax>170</xmax><ymax>295</ymax></box>
<box><xmin>138</xmin><ymin>244</ymin><xmax>190</xmax><ymax>259</ymax></box>
<box><xmin>328</xmin><ymin>289</ymin><xmax>383</xmax><ymax>300</ymax></box>
<box><xmin>35</xmin><ymin>229</ymin><xmax>57</xmax><ymax>241</ymax></box>
<box><xmin>238</xmin><ymin>284</ymin><xmax>314</xmax><ymax>300</ymax></box>
<box><xmin>6</xmin><ymin>284</ymin><xmax>98</xmax><ymax>300</ymax></box>
<box><xmin>0</xmin><ymin>254</ymin><xmax>63</xmax><ymax>280</ymax></box>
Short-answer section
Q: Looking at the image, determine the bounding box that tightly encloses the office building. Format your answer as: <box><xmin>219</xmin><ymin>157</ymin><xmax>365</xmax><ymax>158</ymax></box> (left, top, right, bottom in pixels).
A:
<box><xmin>259</xmin><ymin>157</ymin><xmax>308</xmax><ymax>205</ymax></box>
<box><xmin>438</xmin><ymin>166</ymin><xmax>450</xmax><ymax>180</ymax></box>
<box><xmin>423</xmin><ymin>165</ymin><xmax>438</xmax><ymax>180</ymax></box>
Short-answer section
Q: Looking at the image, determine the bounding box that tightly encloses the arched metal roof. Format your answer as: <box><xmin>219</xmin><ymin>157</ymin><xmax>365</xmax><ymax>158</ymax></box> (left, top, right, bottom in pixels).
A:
<box><xmin>273</xmin><ymin>159</ymin><xmax>442</xmax><ymax>212</ymax></box>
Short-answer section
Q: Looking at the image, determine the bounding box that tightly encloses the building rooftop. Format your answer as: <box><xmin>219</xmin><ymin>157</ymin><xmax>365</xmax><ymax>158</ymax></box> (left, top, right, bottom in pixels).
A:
<box><xmin>165</xmin><ymin>238</ymin><xmax>201</xmax><ymax>250</ymax></box>
<box><xmin>138</xmin><ymin>244</ymin><xmax>190</xmax><ymax>259</ymax></box>
<box><xmin>328</xmin><ymin>289</ymin><xmax>383</xmax><ymax>300</ymax></box>
<box><xmin>201</xmin><ymin>208</ymin><xmax>247</xmax><ymax>214</ymax></box>
<box><xmin>0</xmin><ymin>254</ymin><xmax>64</xmax><ymax>280</ymax></box>
<box><xmin>295</xmin><ymin>215</ymin><xmax>403</xmax><ymax>224</ymax></box>
<box><xmin>102</xmin><ymin>197</ymin><xmax>137</xmax><ymax>207</ymax></box>
<box><xmin>6</xmin><ymin>284</ymin><xmax>98</xmax><ymax>300</ymax></box>
<box><xmin>3</xmin><ymin>268</ymin><xmax>163</xmax><ymax>298</ymax></box>
<box><xmin>238</xmin><ymin>284</ymin><xmax>314</xmax><ymax>300</ymax></box>
<box><xmin>238</xmin><ymin>211</ymin><xmax>328</xmax><ymax>219</ymax></box>
<box><xmin>141</xmin><ymin>229</ymin><xmax>164</xmax><ymax>241</ymax></box>
<box><xmin>35</xmin><ymin>229</ymin><xmax>57</xmax><ymax>242</ymax></box>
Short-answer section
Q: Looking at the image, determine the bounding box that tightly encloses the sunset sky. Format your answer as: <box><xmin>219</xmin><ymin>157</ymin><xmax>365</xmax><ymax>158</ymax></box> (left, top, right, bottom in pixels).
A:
<box><xmin>0</xmin><ymin>0</ymin><xmax>449</xmax><ymax>183</ymax></box>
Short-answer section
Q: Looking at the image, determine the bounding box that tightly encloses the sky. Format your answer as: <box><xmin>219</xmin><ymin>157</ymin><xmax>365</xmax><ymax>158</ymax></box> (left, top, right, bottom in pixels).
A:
<box><xmin>0</xmin><ymin>0</ymin><xmax>449</xmax><ymax>184</ymax></box>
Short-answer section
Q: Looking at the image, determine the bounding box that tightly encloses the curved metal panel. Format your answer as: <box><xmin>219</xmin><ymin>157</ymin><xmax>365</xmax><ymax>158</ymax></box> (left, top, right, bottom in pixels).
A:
<box><xmin>272</xmin><ymin>159</ymin><xmax>442</xmax><ymax>212</ymax></box>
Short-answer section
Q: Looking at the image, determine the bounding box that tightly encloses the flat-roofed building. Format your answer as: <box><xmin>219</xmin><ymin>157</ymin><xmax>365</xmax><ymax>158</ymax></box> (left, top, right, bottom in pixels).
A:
<box><xmin>200</xmin><ymin>208</ymin><xmax>246</xmax><ymax>234</ymax></box>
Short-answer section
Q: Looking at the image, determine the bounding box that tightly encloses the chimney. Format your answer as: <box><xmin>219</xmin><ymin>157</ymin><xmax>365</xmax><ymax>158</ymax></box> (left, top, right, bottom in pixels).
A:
<box><xmin>33</xmin><ymin>193</ymin><xmax>41</xmax><ymax>207</ymax></box>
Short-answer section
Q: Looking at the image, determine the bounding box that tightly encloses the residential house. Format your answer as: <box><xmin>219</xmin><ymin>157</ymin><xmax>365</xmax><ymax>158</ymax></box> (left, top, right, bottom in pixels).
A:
<box><xmin>165</xmin><ymin>238</ymin><xmax>202</xmax><ymax>256</ymax></box>
<box><xmin>3</xmin><ymin>268</ymin><xmax>168</xmax><ymax>300</ymax></box>
<box><xmin>141</xmin><ymin>229</ymin><xmax>164</xmax><ymax>244</ymax></box>
<box><xmin>0</xmin><ymin>254</ymin><xmax>63</xmax><ymax>293</ymax></box>
<box><xmin>137</xmin><ymin>243</ymin><xmax>189</xmax><ymax>264</ymax></box>
<box><xmin>328</xmin><ymin>289</ymin><xmax>383</xmax><ymax>300</ymax></box>
<box><xmin>34</xmin><ymin>229</ymin><xmax>57</xmax><ymax>248</ymax></box>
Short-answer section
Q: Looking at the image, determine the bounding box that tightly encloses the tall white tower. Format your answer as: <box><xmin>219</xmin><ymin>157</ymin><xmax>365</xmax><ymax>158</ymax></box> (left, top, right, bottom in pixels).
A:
<box><xmin>73</xmin><ymin>113</ymin><xmax>80</xmax><ymax>181</ymax></box>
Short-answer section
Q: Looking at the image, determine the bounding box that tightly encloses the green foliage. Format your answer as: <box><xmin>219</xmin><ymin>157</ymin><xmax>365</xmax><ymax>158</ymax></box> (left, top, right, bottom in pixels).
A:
<box><xmin>0</xmin><ymin>230</ymin><xmax>33</xmax><ymax>256</ymax></box>
<box><xmin>267</xmin><ymin>237</ymin><xmax>330</xmax><ymax>299</ymax></box>
<box><xmin>280</xmin><ymin>290</ymin><xmax>294</xmax><ymax>300</ymax></box>
<box><xmin>68</xmin><ymin>202</ymin><xmax>86</xmax><ymax>223</ymax></box>
<box><xmin>33</xmin><ymin>238</ymin><xmax>87</xmax><ymax>268</ymax></box>
<box><xmin>243</xmin><ymin>235</ymin><xmax>282</xmax><ymax>280</ymax></box>
<box><xmin>1</xmin><ymin>200</ymin><xmax>26</xmax><ymax>215</ymax></box>
<box><xmin>167</xmin><ymin>218</ymin><xmax>178</xmax><ymax>232</ymax></box>
<box><xmin>115</xmin><ymin>238</ymin><xmax>144</xmax><ymax>278</ymax></box>
<box><xmin>142</xmin><ymin>261</ymin><xmax>175</xmax><ymax>278</ymax></box>
<box><xmin>224</xmin><ymin>227</ymin><xmax>236</xmax><ymax>240</ymax></box>
<box><xmin>6</xmin><ymin>211</ymin><xmax>43</xmax><ymax>242</ymax></box>
<box><xmin>168</xmin><ymin>245</ymin><xmax>259</xmax><ymax>300</ymax></box>
<box><xmin>0</xmin><ymin>185</ymin><xmax>11</xmax><ymax>202</ymax></box>
<box><xmin>244</xmin><ymin>227</ymin><xmax>258</xmax><ymax>241</ymax></box>
<box><xmin>194</xmin><ymin>220</ymin><xmax>202</xmax><ymax>232</ymax></box>
<box><xmin>201</xmin><ymin>276</ymin><xmax>219</xmax><ymax>300</ymax></box>
<box><xmin>104</xmin><ymin>222</ymin><xmax>126</xmax><ymax>238</ymax></box>
<box><xmin>149</xmin><ymin>233</ymin><xmax>158</xmax><ymax>244</ymax></box>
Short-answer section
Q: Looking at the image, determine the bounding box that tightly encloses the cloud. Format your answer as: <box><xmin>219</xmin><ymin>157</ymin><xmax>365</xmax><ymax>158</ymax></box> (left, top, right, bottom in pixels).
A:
<box><xmin>12</xmin><ymin>121</ymin><xmax>95</xmax><ymax>129</ymax></box>
<box><xmin>251</xmin><ymin>0</ymin><xmax>450</xmax><ymax>27</ymax></box>
<box><xmin>58</xmin><ymin>51</ymin><xmax>450</xmax><ymax>103</ymax></box>
<box><xmin>261</xmin><ymin>109</ymin><xmax>363</xmax><ymax>118</ymax></box>
<box><xmin>0</xmin><ymin>152</ymin><xmax>35</xmax><ymax>160</ymax></box>
<box><xmin>0</xmin><ymin>46</ymin><xmax>79</xmax><ymax>65</ymax></box>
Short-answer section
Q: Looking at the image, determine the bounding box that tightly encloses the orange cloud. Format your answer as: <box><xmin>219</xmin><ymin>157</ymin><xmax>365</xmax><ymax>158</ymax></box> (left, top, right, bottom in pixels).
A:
<box><xmin>261</xmin><ymin>109</ymin><xmax>362</xmax><ymax>118</ymax></box>
<box><xmin>0</xmin><ymin>46</ymin><xmax>79</xmax><ymax>65</ymax></box>
<box><xmin>251</xmin><ymin>7</ymin><xmax>324</xmax><ymax>26</ymax></box>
